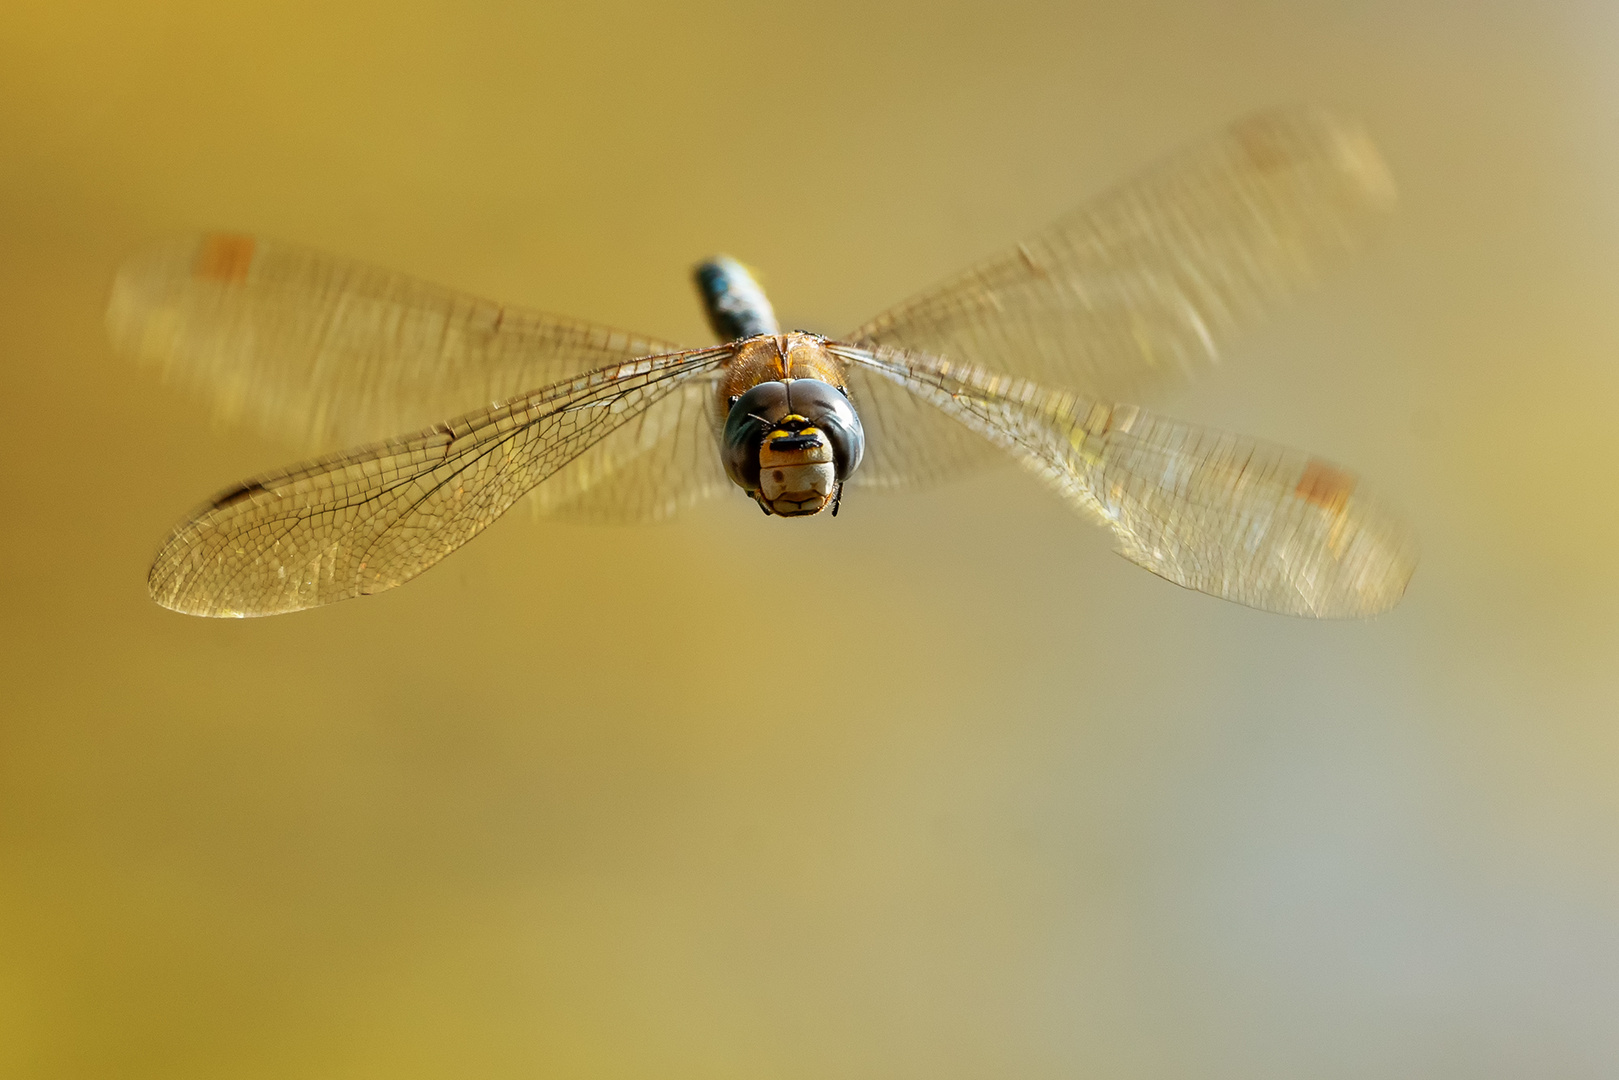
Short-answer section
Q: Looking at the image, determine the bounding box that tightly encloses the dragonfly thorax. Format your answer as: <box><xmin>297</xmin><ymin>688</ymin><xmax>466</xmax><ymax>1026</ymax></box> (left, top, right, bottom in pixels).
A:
<box><xmin>721</xmin><ymin>378</ymin><xmax>864</xmax><ymax>517</ymax></box>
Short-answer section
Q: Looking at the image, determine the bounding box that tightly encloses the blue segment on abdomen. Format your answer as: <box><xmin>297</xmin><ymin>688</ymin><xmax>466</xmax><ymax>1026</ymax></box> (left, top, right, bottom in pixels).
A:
<box><xmin>693</xmin><ymin>256</ymin><xmax>781</xmax><ymax>342</ymax></box>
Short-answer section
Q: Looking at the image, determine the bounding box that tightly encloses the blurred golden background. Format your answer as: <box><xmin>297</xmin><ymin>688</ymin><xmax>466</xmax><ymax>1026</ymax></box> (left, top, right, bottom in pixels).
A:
<box><xmin>5</xmin><ymin>1</ymin><xmax>1619</xmax><ymax>1077</ymax></box>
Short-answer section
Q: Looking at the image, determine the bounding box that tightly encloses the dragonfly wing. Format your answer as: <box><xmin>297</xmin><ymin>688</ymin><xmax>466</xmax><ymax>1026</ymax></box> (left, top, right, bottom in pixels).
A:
<box><xmin>524</xmin><ymin>374</ymin><xmax>732</xmax><ymax>522</ymax></box>
<box><xmin>108</xmin><ymin>233</ymin><xmax>686</xmax><ymax>448</ymax></box>
<box><xmin>837</xmin><ymin>346</ymin><xmax>1415</xmax><ymax>617</ymax></box>
<box><xmin>843</xmin><ymin>361</ymin><xmax>1000</xmax><ymax>489</ymax></box>
<box><xmin>149</xmin><ymin>347</ymin><xmax>733</xmax><ymax>617</ymax></box>
<box><xmin>848</xmin><ymin>107</ymin><xmax>1395</xmax><ymax>401</ymax></box>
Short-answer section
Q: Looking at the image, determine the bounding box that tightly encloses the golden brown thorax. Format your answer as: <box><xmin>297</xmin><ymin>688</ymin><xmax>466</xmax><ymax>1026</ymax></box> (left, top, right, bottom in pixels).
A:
<box><xmin>713</xmin><ymin>332</ymin><xmax>850</xmax><ymax>420</ymax></box>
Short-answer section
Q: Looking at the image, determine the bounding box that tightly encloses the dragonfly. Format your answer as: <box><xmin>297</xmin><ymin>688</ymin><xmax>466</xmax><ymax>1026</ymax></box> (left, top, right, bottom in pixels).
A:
<box><xmin>109</xmin><ymin>107</ymin><xmax>1416</xmax><ymax>619</ymax></box>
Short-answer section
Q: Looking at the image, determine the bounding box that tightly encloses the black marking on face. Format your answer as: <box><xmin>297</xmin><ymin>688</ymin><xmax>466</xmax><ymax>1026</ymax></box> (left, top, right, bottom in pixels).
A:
<box><xmin>769</xmin><ymin>433</ymin><xmax>821</xmax><ymax>452</ymax></box>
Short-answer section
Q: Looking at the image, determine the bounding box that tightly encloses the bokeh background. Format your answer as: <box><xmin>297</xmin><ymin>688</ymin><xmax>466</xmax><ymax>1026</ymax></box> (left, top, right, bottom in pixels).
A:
<box><xmin>5</xmin><ymin>1</ymin><xmax>1619</xmax><ymax>1077</ymax></box>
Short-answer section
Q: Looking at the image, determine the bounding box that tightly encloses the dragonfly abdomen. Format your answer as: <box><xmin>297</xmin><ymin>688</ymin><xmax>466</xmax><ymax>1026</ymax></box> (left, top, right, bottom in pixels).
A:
<box><xmin>693</xmin><ymin>256</ymin><xmax>780</xmax><ymax>342</ymax></box>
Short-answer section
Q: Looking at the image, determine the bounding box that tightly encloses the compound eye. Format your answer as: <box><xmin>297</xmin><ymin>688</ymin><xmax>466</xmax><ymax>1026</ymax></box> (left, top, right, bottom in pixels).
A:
<box><xmin>720</xmin><ymin>381</ymin><xmax>791</xmax><ymax>492</ymax></box>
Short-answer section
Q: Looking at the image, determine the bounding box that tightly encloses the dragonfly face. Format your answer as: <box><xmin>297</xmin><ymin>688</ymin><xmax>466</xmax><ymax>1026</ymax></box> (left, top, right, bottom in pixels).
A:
<box><xmin>115</xmin><ymin>108</ymin><xmax>1418</xmax><ymax>618</ymax></box>
<box><xmin>712</xmin><ymin>332</ymin><xmax>864</xmax><ymax>517</ymax></box>
<box><xmin>721</xmin><ymin>373</ymin><xmax>864</xmax><ymax>516</ymax></box>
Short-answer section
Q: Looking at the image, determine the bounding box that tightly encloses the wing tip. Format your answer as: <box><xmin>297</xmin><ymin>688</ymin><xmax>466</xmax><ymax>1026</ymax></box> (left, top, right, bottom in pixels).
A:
<box><xmin>1228</xmin><ymin>105</ymin><xmax>1399</xmax><ymax>211</ymax></box>
<box><xmin>106</xmin><ymin>232</ymin><xmax>252</xmax><ymax>361</ymax></box>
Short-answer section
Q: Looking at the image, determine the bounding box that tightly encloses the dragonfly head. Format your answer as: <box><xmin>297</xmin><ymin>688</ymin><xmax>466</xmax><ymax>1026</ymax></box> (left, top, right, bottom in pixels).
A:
<box><xmin>722</xmin><ymin>379</ymin><xmax>864</xmax><ymax>517</ymax></box>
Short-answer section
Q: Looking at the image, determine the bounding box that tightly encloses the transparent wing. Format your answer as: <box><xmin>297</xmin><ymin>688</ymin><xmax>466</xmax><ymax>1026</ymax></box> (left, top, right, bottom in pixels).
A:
<box><xmin>835</xmin><ymin>346</ymin><xmax>1415</xmax><ymax>617</ymax></box>
<box><xmin>149</xmin><ymin>347</ymin><xmax>733</xmax><ymax>617</ymax></box>
<box><xmin>847</xmin><ymin>107</ymin><xmax>1395</xmax><ymax>402</ymax></box>
<box><xmin>108</xmin><ymin>233</ymin><xmax>686</xmax><ymax>449</ymax></box>
<box><xmin>843</xmin><ymin>362</ymin><xmax>1000</xmax><ymax>490</ymax></box>
<box><xmin>527</xmin><ymin>375</ymin><xmax>732</xmax><ymax>523</ymax></box>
